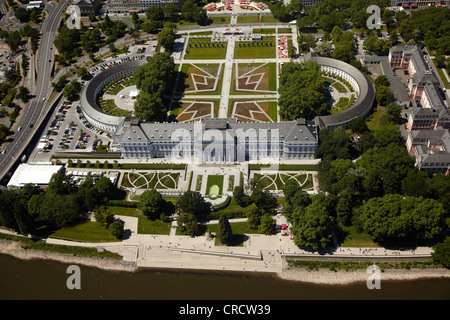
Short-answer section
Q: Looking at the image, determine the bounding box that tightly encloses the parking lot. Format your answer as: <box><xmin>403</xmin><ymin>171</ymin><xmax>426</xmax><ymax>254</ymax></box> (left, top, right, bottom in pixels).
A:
<box><xmin>28</xmin><ymin>39</ymin><xmax>161</xmax><ymax>163</ymax></box>
<box><xmin>30</xmin><ymin>98</ymin><xmax>113</xmax><ymax>163</ymax></box>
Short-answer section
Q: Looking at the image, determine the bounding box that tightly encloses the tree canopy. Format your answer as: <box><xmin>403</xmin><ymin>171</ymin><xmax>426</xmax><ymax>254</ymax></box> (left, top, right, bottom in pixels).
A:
<box><xmin>355</xmin><ymin>194</ymin><xmax>446</xmax><ymax>246</ymax></box>
<box><xmin>133</xmin><ymin>52</ymin><xmax>175</xmax><ymax>122</ymax></box>
<box><xmin>278</xmin><ymin>61</ymin><xmax>327</xmax><ymax>120</ymax></box>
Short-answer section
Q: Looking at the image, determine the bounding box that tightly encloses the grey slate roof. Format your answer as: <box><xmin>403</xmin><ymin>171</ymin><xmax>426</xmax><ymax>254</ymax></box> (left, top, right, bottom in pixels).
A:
<box><xmin>80</xmin><ymin>60</ymin><xmax>146</xmax><ymax>129</ymax></box>
<box><xmin>116</xmin><ymin>117</ymin><xmax>318</xmax><ymax>144</ymax></box>
<box><xmin>304</xmin><ymin>55</ymin><xmax>376</xmax><ymax>129</ymax></box>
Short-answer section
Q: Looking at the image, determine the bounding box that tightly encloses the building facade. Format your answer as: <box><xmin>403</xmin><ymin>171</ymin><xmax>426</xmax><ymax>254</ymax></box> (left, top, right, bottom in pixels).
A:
<box><xmin>107</xmin><ymin>0</ymin><xmax>181</xmax><ymax>13</ymax></box>
<box><xmin>406</xmin><ymin>129</ymin><xmax>450</xmax><ymax>175</ymax></box>
<box><xmin>114</xmin><ymin>118</ymin><xmax>318</xmax><ymax>162</ymax></box>
<box><xmin>73</xmin><ymin>0</ymin><xmax>102</xmax><ymax>16</ymax></box>
<box><xmin>389</xmin><ymin>45</ymin><xmax>445</xmax><ymax>110</ymax></box>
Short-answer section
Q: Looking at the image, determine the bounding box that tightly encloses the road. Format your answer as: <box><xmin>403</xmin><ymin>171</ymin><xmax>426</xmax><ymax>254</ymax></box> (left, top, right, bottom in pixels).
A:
<box><xmin>0</xmin><ymin>0</ymin><xmax>71</xmax><ymax>182</ymax></box>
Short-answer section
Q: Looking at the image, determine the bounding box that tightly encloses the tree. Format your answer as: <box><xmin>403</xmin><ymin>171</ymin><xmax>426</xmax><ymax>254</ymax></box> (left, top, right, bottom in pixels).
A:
<box><xmin>278</xmin><ymin>61</ymin><xmax>327</xmax><ymax>120</ymax></box>
<box><xmin>251</xmin><ymin>188</ymin><xmax>277</xmax><ymax>213</ymax></box>
<box><xmin>38</xmin><ymin>193</ymin><xmax>80</xmax><ymax>229</ymax></box>
<box><xmin>375</xmin><ymin>85</ymin><xmax>394</xmax><ymax>106</ymax></box>
<box><xmin>435</xmin><ymin>55</ymin><xmax>446</xmax><ymax>69</ymax></box>
<box><xmin>94</xmin><ymin>205</ymin><xmax>114</xmax><ymax>228</ymax></box>
<box><xmin>315</xmin><ymin>127</ymin><xmax>354</xmax><ymax>160</ymax></box>
<box><xmin>177</xmin><ymin>191</ymin><xmax>210</xmax><ymax>221</ymax></box>
<box><xmin>157</xmin><ymin>25</ymin><xmax>175</xmax><ymax>51</ymax></box>
<box><xmin>217</xmin><ymin>214</ymin><xmax>232</xmax><ymax>245</ymax></box>
<box><xmin>355</xmin><ymin>194</ymin><xmax>446</xmax><ymax>246</ymax></box>
<box><xmin>348</xmin><ymin>117</ymin><xmax>368</xmax><ymax>134</ymax></box>
<box><xmin>109</xmin><ymin>220</ymin><xmax>124</xmax><ymax>239</ymax></box>
<box><xmin>177</xmin><ymin>212</ymin><xmax>199</xmax><ymax>236</ymax></box>
<box><xmin>375</xmin><ymin>75</ymin><xmax>389</xmax><ymax>87</ymax></box>
<box><xmin>14</xmin><ymin>7</ymin><xmax>30</xmax><ymax>23</ymax></box>
<box><xmin>8</xmin><ymin>31</ymin><xmax>21</xmax><ymax>52</ymax></box>
<box><xmin>17</xmin><ymin>86</ymin><xmax>29</xmax><ymax>102</ymax></box>
<box><xmin>164</xmin><ymin>3</ymin><xmax>180</xmax><ymax>22</ymax></box>
<box><xmin>77</xmin><ymin>67</ymin><xmax>91</xmax><ymax>81</ymax></box>
<box><xmin>246</xmin><ymin>206</ymin><xmax>263</xmax><ymax>230</ymax></box>
<box><xmin>374</xmin><ymin>123</ymin><xmax>401</xmax><ymax>147</ymax></box>
<box><xmin>63</xmin><ymin>80</ymin><xmax>81</xmax><ymax>101</ymax></box>
<box><xmin>47</xmin><ymin>172</ymin><xmax>75</xmax><ymax>195</ymax></box>
<box><xmin>291</xmin><ymin>202</ymin><xmax>334</xmax><ymax>250</ymax></box>
<box><xmin>147</xmin><ymin>5</ymin><xmax>165</xmax><ymax>22</ymax></box>
<box><xmin>96</xmin><ymin>176</ymin><xmax>115</xmax><ymax>199</ymax></box>
<box><xmin>314</xmin><ymin>42</ymin><xmax>332</xmax><ymax>57</ymax></box>
<box><xmin>258</xmin><ymin>214</ymin><xmax>276</xmax><ymax>235</ymax></box>
<box><xmin>139</xmin><ymin>189</ymin><xmax>167</xmax><ymax>219</ymax></box>
<box><xmin>432</xmin><ymin>236</ymin><xmax>450</xmax><ymax>269</ymax></box>
<box><xmin>134</xmin><ymin>92</ymin><xmax>165</xmax><ymax>122</ymax></box>
<box><xmin>383</xmin><ymin>103</ymin><xmax>401</xmax><ymax>124</ymax></box>
<box><xmin>233</xmin><ymin>185</ymin><xmax>251</xmax><ymax>207</ymax></box>
<box><xmin>133</xmin><ymin>52</ymin><xmax>175</xmax><ymax>121</ymax></box>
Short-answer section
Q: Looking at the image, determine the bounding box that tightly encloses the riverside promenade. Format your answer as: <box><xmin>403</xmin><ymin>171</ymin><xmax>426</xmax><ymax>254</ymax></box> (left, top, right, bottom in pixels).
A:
<box><xmin>12</xmin><ymin>214</ymin><xmax>431</xmax><ymax>274</ymax></box>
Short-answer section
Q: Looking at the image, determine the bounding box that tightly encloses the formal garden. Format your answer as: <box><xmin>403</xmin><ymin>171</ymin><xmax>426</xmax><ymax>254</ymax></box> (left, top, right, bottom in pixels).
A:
<box><xmin>121</xmin><ymin>171</ymin><xmax>181</xmax><ymax>190</ymax></box>
<box><xmin>184</xmin><ymin>38</ymin><xmax>228</xmax><ymax>59</ymax></box>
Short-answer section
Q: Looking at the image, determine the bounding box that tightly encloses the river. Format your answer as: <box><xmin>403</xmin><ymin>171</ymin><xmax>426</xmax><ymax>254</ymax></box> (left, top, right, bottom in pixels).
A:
<box><xmin>1</xmin><ymin>254</ymin><xmax>449</xmax><ymax>301</ymax></box>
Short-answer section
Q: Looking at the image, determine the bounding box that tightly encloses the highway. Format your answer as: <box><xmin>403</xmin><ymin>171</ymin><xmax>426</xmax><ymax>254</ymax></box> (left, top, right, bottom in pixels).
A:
<box><xmin>0</xmin><ymin>0</ymin><xmax>71</xmax><ymax>182</ymax></box>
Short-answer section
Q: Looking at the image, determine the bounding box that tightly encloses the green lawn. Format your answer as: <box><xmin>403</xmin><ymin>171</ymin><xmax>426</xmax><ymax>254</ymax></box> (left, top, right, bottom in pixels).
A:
<box><xmin>206</xmin><ymin>222</ymin><xmax>262</xmax><ymax>246</ymax></box>
<box><xmin>234</xmin><ymin>37</ymin><xmax>276</xmax><ymax>59</ymax></box>
<box><xmin>249</xmin><ymin>164</ymin><xmax>318</xmax><ymax>171</ymax></box>
<box><xmin>367</xmin><ymin>106</ymin><xmax>387</xmax><ymax>132</ymax></box>
<box><xmin>106</xmin><ymin>206</ymin><xmax>171</xmax><ymax>235</ymax></box>
<box><xmin>184</xmin><ymin>38</ymin><xmax>227</xmax><ymax>59</ymax></box>
<box><xmin>253</xmin><ymin>28</ymin><xmax>276</xmax><ymax>34</ymax></box>
<box><xmin>253</xmin><ymin>173</ymin><xmax>313</xmax><ymax>191</ymax></box>
<box><xmin>49</xmin><ymin>219</ymin><xmax>119</xmax><ymax>242</ymax></box>
<box><xmin>432</xmin><ymin>59</ymin><xmax>450</xmax><ymax>89</ymax></box>
<box><xmin>236</xmin><ymin>15</ymin><xmax>279</xmax><ymax>24</ymax></box>
<box><xmin>338</xmin><ymin>226</ymin><xmax>380</xmax><ymax>248</ymax></box>
<box><xmin>277</xmin><ymin>28</ymin><xmax>292</xmax><ymax>33</ymax></box>
<box><xmin>331</xmin><ymin>82</ymin><xmax>348</xmax><ymax>93</ymax></box>
<box><xmin>206</xmin><ymin>175</ymin><xmax>224</xmax><ymax>198</ymax></box>
<box><xmin>268</xmin><ymin>101</ymin><xmax>278</xmax><ymax>122</ymax></box>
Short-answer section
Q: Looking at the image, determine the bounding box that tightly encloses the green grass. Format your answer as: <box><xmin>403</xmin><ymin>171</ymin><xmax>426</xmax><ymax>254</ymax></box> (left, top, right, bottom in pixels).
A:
<box><xmin>234</xmin><ymin>37</ymin><xmax>276</xmax><ymax>59</ymax></box>
<box><xmin>211</xmin><ymin>197</ymin><xmax>252</xmax><ymax>219</ymax></box>
<box><xmin>338</xmin><ymin>225</ymin><xmax>380</xmax><ymax>248</ymax></box>
<box><xmin>249</xmin><ymin>164</ymin><xmax>318</xmax><ymax>171</ymax></box>
<box><xmin>331</xmin><ymin>82</ymin><xmax>348</xmax><ymax>93</ymax></box>
<box><xmin>106</xmin><ymin>206</ymin><xmax>171</xmax><ymax>235</ymax></box>
<box><xmin>49</xmin><ymin>219</ymin><xmax>119</xmax><ymax>242</ymax></box>
<box><xmin>206</xmin><ymin>222</ymin><xmax>262</xmax><ymax>246</ymax></box>
<box><xmin>277</xmin><ymin>28</ymin><xmax>292</xmax><ymax>33</ymax></box>
<box><xmin>184</xmin><ymin>38</ymin><xmax>227</xmax><ymax>59</ymax></box>
<box><xmin>268</xmin><ymin>101</ymin><xmax>278</xmax><ymax>122</ymax></box>
<box><xmin>120</xmin><ymin>163</ymin><xmax>186</xmax><ymax>170</ymax></box>
<box><xmin>178</xmin><ymin>63</ymin><xmax>223</xmax><ymax>95</ymax></box>
<box><xmin>206</xmin><ymin>175</ymin><xmax>224</xmax><ymax>198</ymax></box>
<box><xmin>121</xmin><ymin>172</ymin><xmax>179</xmax><ymax>189</ymax></box>
<box><xmin>367</xmin><ymin>106</ymin><xmax>387</xmax><ymax>132</ymax></box>
<box><xmin>236</xmin><ymin>15</ymin><xmax>279</xmax><ymax>24</ymax></box>
<box><xmin>432</xmin><ymin>59</ymin><xmax>450</xmax><ymax>89</ymax></box>
<box><xmin>253</xmin><ymin>173</ymin><xmax>314</xmax><ymax>191</ymax></box>
<box><xmin>253</xmin><ymin>28</ymin><xmax>276</xmax><ymax>34</ymax></box>
<box><xmin>230</xmin><ymin>62</ymin><xmax>277</xmax><ymax>95</ymax></box>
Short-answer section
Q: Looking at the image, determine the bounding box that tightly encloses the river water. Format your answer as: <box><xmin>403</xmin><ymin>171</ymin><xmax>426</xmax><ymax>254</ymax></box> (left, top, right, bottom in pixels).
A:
<box><xmin>1</xmin><ymin>254</ymin><xmax>449</xmax><ymax>300</ymax></box>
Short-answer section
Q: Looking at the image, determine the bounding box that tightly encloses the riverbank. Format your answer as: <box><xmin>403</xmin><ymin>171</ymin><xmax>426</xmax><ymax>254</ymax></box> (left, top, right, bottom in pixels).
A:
<box><xmin>0</xmin><ymin>239</ymin><xmax>136</xmax><ymax>272</ymax></box>
<box><xmin>278</xmin><ymin>266</ymin><xmax>450</xmax><ymax>285</ymax></box>
<box><xmin>2</xmin><ymin>239</ymin><xmax>450</xmax><ymax>286</ymax></box>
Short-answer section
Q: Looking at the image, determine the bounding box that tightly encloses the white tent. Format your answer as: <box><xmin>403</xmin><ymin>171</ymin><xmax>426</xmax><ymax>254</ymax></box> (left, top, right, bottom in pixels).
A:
<box><xmin>129</xmin><ymin>90</ymin><xmax>138</xmax><ymax>99</ymax></box>
<box><xmin>7</xmin><ymin>164</ymin><xmax>64</xmax><ymax>188</ymax></box>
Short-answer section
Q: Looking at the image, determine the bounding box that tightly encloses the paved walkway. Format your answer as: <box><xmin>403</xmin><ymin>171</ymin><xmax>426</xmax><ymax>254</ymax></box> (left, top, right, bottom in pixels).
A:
<box><xmin>9</xmin><ymin>212</ymin><xmax>431</xmax><ymax>274</ymax></box>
